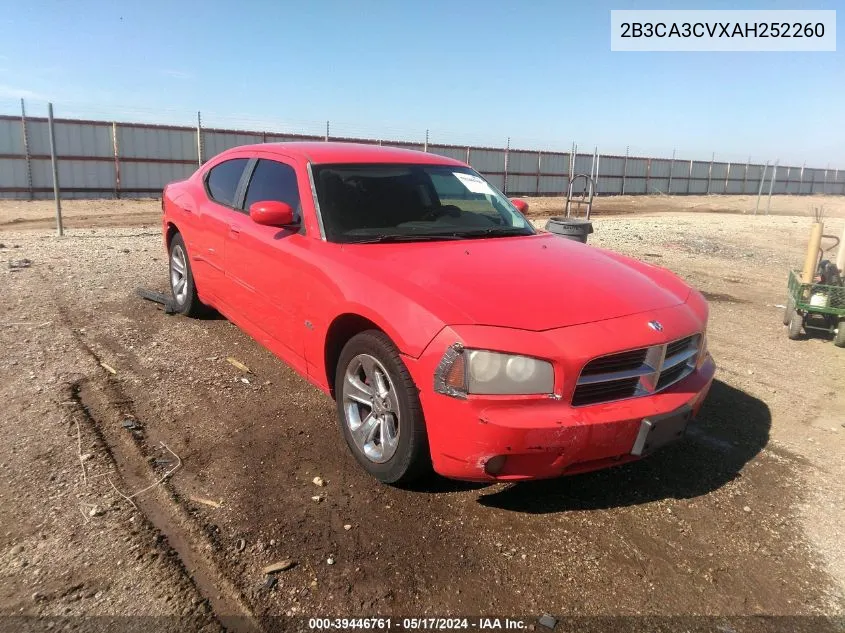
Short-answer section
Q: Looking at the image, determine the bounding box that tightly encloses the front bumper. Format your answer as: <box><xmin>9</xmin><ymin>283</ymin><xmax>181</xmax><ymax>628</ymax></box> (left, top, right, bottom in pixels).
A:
<box><xmin>403</xmin><ymin>303</ymin><xmax>715</xmax><ymax>481</ymax></box>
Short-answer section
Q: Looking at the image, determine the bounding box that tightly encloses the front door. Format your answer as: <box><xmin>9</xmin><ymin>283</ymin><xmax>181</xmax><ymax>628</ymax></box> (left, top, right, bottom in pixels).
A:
<box><xmin>223</xmin><ymin>157</ymin><xmax>307</xmax><ymax>369</ymax></box>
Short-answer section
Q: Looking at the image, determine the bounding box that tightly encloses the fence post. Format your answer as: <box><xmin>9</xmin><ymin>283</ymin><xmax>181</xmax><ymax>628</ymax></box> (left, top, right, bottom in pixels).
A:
<box><xmin>622</xmin><ymin>146</ymin><xmax>629</xmax><ymax>195</ymax></box>
<box><xmin>325</xmin><ymin>121</ymin><xmax>330</xmax><ymax>142</ymax></box>
<box><xmin>766</xmin><ymin>161</ymin><xmax>778</xmax><ymax>215</ymax></box>
<box><xmin>47</xmin><ymin>103</ymin><xmax>63</xmax><ymax>237</ymax></box>
<box><xmin>465</xmin><ymin>147</ymin><xmax>471</xmax><ymax>164</ymax></box>
<box><xmin>755</xmin><ymin>161</ymin><xmax>769</xmax><ymax>215</ymax></box>
<box><xmin>799</xmin><ymin>162</ymin><xmax>805</xmax><ymax>194</ymax></box>
<box><xmin>706</xmin><ymin>152</ymin><xmax>714</xmax><ymax>194</ymax></box>
<box><xmin>535</xmin><ymin>151</ymin><xmax>542</xmax><ymax>195</ymax></box>
<box><xmin>111</xmin><ymin>122</ymin><xmax>121</xmax><ymax>199</ymax></box>
<box><xmin>593</xmin><ymin>148</ymin><xmax>600</xmax><ymax>194</ymax></box>
<box><xmin>686</xmin><ymin>159</ymin><xmax>692</xmax><ymax>194</ymax></box>
<box><xmin>503</xmin><ymin>137</ymin><xmax>510</xmax><ymax>194</ymax></box>
<box><xmin>824</xmin><ymin>163</ymin><xmax>830</xmax><ymax>194</ymax></box>
<box><xmin>667</xmin><ymin>148</ymin><xmax>675</xmax><ymax>194</ymax></box>
<box><xmin>645</xmin><ymin>158</ymin><xmax>651</xmax><ymax>194</ymax></box>
<box><xmin>20</xmin><ymin>98</ymin><xmax>33</xmax><ymax>200</ymax></box>
<box><xmin>724</xmin><ymin>161</ymin><xmax>730</xmax><ymax>194</ymax></box>
<box><xmin>743</xmin><ymin>157</ymin><xmax>750</xmax><ymax>194</ymax></box>
<box><xmin>196</xmin><ymin>111</ymin><xmax>203</xmax><ymax>167</ymax></box>
<box><xmin>424</xmin><ymin>129</ymin><xmax>429</xmax><ymax>153</ymax></box>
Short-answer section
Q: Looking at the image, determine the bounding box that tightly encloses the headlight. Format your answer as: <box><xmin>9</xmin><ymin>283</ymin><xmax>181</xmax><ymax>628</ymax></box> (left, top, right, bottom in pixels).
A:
<box><xmin>434</xmin><ymin>345</ymin><xmax>555</xmax><ymax>396</ymax></box>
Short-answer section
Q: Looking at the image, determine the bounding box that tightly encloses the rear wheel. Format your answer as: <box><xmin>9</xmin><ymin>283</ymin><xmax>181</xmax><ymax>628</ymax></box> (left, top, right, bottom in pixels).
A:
<box><xmin>335</xmin><ymin>331</ymin><xmax>430</xmax><ymax>484</ymax></box>
<box><xmin>168</xmin><ymin>233</ymin><xmax>204</xmax><ymax>317</ymax></box>
<box><xmin>787</xmin><ymin>311</ymin><xmax>803</xmax><ymax>340</ymax></box>
<box><xmin>834</xmin><ymin>319</ymin><xmax>845</xmax><ymax>348</ymax></box>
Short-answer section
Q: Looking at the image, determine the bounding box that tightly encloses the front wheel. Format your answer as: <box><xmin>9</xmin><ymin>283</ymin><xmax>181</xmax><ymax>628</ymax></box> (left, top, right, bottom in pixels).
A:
<box><xmin>335</xmin><ymin>331</ymin><xmax>431</xmax><ymax>484</ymax></box>
<box><xmin>168</xmin><ymin>233</ymin><xmax>204</xmax><ymax>317</ymax></box>
<box><xmin>783</xmin><ymin>296</ymin><xmax>796</xmax><ymax>326</ymax></box>
<box><xmin>787</xmin><ymin>311</ymin><xmax>803</xmax><ymax>340</ymax></box>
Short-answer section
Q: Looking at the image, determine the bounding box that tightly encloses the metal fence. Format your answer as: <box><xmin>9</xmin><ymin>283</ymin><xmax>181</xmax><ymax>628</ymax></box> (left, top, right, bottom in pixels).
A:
<box><xmin>1</xmin><ymin>109</ymin><xmax>843</xmax><ymax>200</ymax></box>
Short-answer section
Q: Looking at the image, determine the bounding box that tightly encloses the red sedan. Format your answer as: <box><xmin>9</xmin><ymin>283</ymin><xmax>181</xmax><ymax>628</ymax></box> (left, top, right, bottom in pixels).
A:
<box><xmin>161</xmin><ymin>142</ymin><xmax>715</xmax><ymax>484</ymax></box>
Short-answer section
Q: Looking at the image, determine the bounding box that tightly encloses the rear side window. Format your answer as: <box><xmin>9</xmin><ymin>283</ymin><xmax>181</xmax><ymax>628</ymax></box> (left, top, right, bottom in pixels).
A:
<box><xmin>243</xmin><ymin>159</ymin><xmax>301</xmax><ymax>213</ymax></box>
<box><xmin>205</xmin><ymin>158</ymin><xmax>248</xmax><ymax>207</ymax></box>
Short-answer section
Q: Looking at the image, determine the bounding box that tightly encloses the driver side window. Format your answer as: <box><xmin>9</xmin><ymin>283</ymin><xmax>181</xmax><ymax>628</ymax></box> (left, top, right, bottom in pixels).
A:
<box><xmin>243</xmin><ymin>159</ymin><xmax>301</xmax><ymax>217</ymax></box>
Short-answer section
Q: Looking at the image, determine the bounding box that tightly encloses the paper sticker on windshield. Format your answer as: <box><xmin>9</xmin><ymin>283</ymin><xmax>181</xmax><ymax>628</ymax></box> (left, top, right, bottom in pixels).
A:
<box><xmin>454</xmin><ymin>172</ymin><xmax>493</xmax><ymax>195</ymax></box>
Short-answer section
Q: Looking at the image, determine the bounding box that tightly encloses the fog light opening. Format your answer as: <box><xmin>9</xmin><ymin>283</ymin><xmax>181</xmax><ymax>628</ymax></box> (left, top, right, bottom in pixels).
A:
<box><xmin>484</xmin><ymin>455</ymin><xmax>508</xmax><ymax>476</ymax></box>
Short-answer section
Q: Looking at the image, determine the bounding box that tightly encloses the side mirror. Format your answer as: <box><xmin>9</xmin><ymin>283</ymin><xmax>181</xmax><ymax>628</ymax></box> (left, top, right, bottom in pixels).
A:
<box><xmin>249</xmin><ymin>200</ymin><xmax>296</xmax><ymax>227</ymax></box>
<box><xmin>510</xmin><ymin>198</ymin><xmax>529</xmax><ymax>214</ymax></box>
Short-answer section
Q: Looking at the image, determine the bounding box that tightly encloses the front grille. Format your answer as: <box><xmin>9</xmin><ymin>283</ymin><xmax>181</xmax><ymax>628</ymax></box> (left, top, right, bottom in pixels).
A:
<box><xmin>666</xmin><ymin>336</ymin><xmax>695</xmax><ymax>358</ymax></box>
<box><xmin>572</xmin><ymin>334</ymin><xmax>701</xmax><ymax>407</ymax></box>
<box><xmin>581</xmin><ymin>348</ymin><xmax>648</xmax><ymax>376</ymax></box>
<box><xmin>572</xmin><ymin>377</ymin><xmax>640</xmax><ymax>407</ymax></box>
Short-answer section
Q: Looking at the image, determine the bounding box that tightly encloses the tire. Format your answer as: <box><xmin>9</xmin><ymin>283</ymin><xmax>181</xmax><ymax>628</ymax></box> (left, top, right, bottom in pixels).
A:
<box><xmin>335</xmin><ymin>330</ymin><xmax>431</xmax><ymax>484</ymax></box>
<box><xmin>783</xmin><ymin>296</ymin><xmax>796</xmax><ymax>326</ymax></box>
<box><xmin>168</xmin><ymin>233</ymin><xmax>204</xmax><ymax>317</ymax></box>
<box><xmin>834</xmin><ymin>319</ymin><xmax>845</xmax><ymax>348</ymax></box>
<box><xmin>787</xmin><ymin>311</ymin><xmax>803</xmax><ymax>340</ymax></box>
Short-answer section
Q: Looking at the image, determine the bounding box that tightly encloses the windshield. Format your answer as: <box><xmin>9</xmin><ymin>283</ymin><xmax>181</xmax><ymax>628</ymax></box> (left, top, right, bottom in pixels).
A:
<box><xmin>311</xmin><ymin>164</ymin><xmax>535</xmax><ymax>243</ymax></box>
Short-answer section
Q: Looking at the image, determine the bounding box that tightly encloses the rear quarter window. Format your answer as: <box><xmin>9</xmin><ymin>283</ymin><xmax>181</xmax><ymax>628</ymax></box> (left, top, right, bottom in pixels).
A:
<box><xmin>205</xmin><ymin>158</ymin><xmax>248</xmax><ymax>207</ymax></box>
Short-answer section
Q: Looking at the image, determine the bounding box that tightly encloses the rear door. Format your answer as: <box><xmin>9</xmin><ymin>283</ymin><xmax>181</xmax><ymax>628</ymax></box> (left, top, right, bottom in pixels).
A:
<box><xmin>194</xmin><ymin>157</ymin><xmax>250</xmax><ymax>298</ymax></box>
<box><xmin>223</xmin><ymin>156</ymin><xmax>308</xmax><ymax>368</ymax></box>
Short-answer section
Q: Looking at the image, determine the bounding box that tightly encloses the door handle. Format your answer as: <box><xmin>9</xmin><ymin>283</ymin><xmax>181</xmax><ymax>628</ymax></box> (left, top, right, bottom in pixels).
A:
<box><xmin>229</xmin><ymin>225</ymin><xmax>241</xmax><ymax>239</ymax></box>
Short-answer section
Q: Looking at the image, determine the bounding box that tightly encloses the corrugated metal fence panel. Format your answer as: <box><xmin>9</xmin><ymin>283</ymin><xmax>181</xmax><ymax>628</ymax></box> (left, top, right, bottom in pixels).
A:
<box><xmin>726</xmin><ymin>179</ymin><xmax>745</xmax><ymax>194</ymax></box>
<box><xmin>625</xmin><ymin>177</ymin><xmax>647</xmax><ymax>194</ymax></box>
<box><xmin>0</xmin><ymin>119</ymin><xmax>23</xmax><ymax>154</ymax></box>
<box><xmin>710</xmin><ymin>163</ymin><xmax>728</xmax><ymax>182</ymax></box>
<box><xmin>117</xmin><ymin>126</ymin><xmax>197</xmax><ymax>160</ymax></box>
<box><xmin>671</xmin><ymin>160</ymin><xmax>690</xmax><ymax>178</ymax></box>
<box><xmin>728</xmin><ymin>163</ymin><xmax>747</xmax><ymax>179</ymax></box>
<box><xmin>690</xmin><ymin>161</ymin><xmax>710</xmax><ymax>179</ymax></box>
<box><xmin>626</xmin><ymin>158</ymin><xmax>648</xmax><ymax>178</ymax></box>
<box><xmin>506</xmin><ymin>174</ymin><xmax>536</xmax><ymax>194</ymax></box>
<box><xmin>428</xmin><ymin>145</ymin><xmax>467</xmax><ymax>162</ymax></box>
<box><xmin>0</xmin><ymin>158</ymin><xmax>26</xmax><ymax>187</ymax></box>
<box><xmin>650</xmin><ymin>178</ymin><xmax>670</xmax><ymax>193</ymax></box>
<box><xmin>469</xmin><ymin>149</ymin><xmax>505</xmax><ymax>173</ymax></box>
<box><xmin>55</xmin><ymin>121</ymin><xmax>113</xmax><ymax>157</ymax></box>
<box><xmin>264</xmin><ymin>134</ymin><xmax>322</xmax><ymax>143</ymax></box>
<box><xmin>650</xmin><ymin>159</ymin><xmax>671</xmax><ymax>178</ymax></box>
<box><xmin>540</xmin><ymin>153</ymin><xmax>568</xmax><ymax>175</ymax></box>
<box><xmin>507</xmin><ymin>151</ymin><xmax>537</xmax><ymax>174</ymax></box>
<box><xmin>120</xmin><ymin>161</ymin><xmax>194</xmax><ymax>190</ymax></box>
<box><xmin>688</xmin><ymin>178</ymin><xmax>708</xmax><ymax>194</ymax></box>
<box><xmin>600</xmin><ymin>156</ymin><xmax>625</xmax><ymax>177</ymax></box>
<box><xmin>572</xmin><ymin>154</ymin><xmax>593</xmax><ymax>175</ymax></box>
<box><xmin>29</xmin><ymin>158</ymin><xmax>113</xmax><ymax>190</ymax></box>
<box><xmin>26</xmin><ymin>121</ymin><xmax>50</xmax><ymax>155</ymax></box>
<box><xmin>599</xmin><ymin>177</ymin><xmax>623</xmax><ymax>194</ymax></box>
<box><xmin>538</xmin><ymin>175</ymin><xmax>567</xmax><ymax>194</ymax></box>
<box><xmin>203</xmin><ymin>130</ymin><xmax>262</xmax><ymax>159</ymax></box>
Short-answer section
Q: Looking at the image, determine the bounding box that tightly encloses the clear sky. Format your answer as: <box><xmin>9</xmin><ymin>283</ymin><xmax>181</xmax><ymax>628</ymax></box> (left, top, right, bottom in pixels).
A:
<box><xmin>0</xmin><ymin>0</ymin><xmax>841</xmax><ymax>166</ymax></box>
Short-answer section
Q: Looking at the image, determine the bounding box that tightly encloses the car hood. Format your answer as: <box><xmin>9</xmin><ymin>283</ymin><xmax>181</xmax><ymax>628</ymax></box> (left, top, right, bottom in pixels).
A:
<box><xmin>342</xmin><ymin>233</ymin><xmax>691</xmax><ymax>331</ymax></box>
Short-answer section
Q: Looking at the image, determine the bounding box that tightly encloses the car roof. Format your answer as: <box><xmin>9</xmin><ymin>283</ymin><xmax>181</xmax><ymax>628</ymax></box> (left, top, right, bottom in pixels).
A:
<box><xmin>227</xmin><ymin>142</ymin><xmax>467</xmax><ymax>166</ymax></box>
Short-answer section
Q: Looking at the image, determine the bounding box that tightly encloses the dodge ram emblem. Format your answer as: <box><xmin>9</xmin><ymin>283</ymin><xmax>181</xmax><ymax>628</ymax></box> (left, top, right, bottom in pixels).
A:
<box><xmin>648</xmin><ymin>320</ymin><xmax>664</xmax><ymax>332</ymax></box>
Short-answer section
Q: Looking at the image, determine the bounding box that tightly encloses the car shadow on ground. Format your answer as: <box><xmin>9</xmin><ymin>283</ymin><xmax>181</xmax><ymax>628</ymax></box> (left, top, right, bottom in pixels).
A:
<box><xmin>475</xmin><ymin>379</ymin><xmax>771</xmax><ymax>513</ymax></box>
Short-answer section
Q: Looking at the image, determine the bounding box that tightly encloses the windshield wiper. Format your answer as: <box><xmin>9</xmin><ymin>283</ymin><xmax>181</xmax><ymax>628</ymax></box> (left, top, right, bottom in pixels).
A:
<box><xmin>343</xmin><ymin>233</ymin><xmax>466</xmax><ymax>244</ymax></box>
<box><xmin>448</xmin><ymin>227</ymin><xmax>534</xmax><ymax>239</ymax></box>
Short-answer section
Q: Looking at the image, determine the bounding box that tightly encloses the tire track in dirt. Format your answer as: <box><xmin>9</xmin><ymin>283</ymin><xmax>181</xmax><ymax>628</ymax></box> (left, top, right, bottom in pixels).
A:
<box><xmin>50</xmin><ymin>290</ymin><xmax>263</xmax><ymax>632</ymax></box>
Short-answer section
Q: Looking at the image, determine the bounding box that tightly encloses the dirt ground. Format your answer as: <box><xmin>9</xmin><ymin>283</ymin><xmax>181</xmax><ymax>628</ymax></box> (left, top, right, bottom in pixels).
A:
<box><xmin>2</xmin><ymin>197</ymin><xmax>845</xmax><ymax>632</ymax></box>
